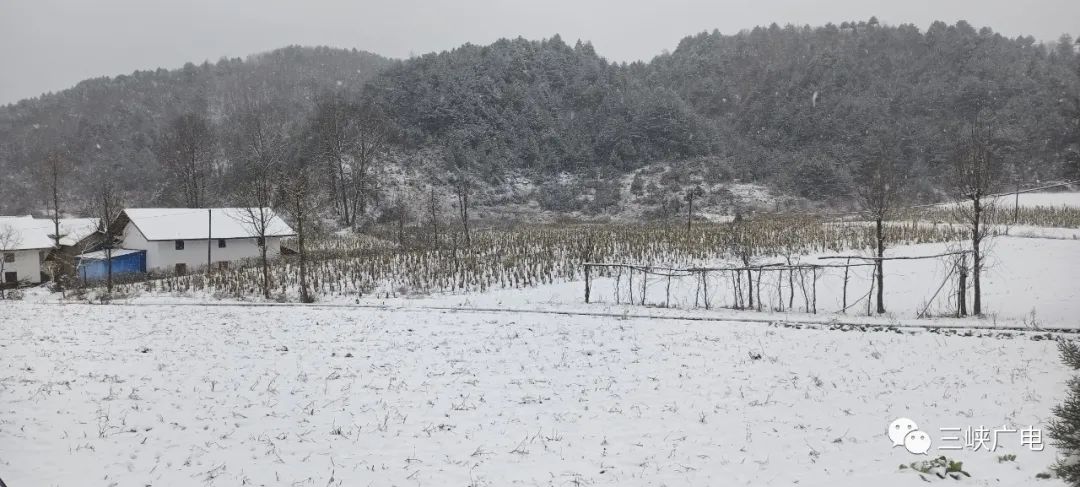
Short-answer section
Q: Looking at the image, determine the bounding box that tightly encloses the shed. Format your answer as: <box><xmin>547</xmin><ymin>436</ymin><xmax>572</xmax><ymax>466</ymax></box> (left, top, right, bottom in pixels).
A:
<box><xmin>76</xmin><ymin>249</ymin><xmax>147</xmax><ymax>281</ymax></box>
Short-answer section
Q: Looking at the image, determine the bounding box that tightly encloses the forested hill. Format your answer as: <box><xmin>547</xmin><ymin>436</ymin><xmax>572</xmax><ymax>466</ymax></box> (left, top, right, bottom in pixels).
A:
<box><xmin>1</xmin><ymin>20</ymin><xmax>1078</xmax><ymax>216</ymax></box>
<box><xmin>0</xmin><ymin>46</ymin><xmax>392</xmax><ymax>211</ymax></box>
<box><xmin>367</xmin><ymin>21</ymin><xmax>1079</xmax><ymax>199</ymax></box>
<box><xmin>651</xmin><ymin>21</ymin><xmax>1080</xmax><ymax>198</ymax></box>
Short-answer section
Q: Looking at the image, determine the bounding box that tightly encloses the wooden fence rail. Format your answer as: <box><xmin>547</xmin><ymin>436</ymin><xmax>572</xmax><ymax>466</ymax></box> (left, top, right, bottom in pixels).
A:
<box><xmin>583</xmin><ymin>250</ymin><xmax>973</xmax><ymax>317</ymax></box>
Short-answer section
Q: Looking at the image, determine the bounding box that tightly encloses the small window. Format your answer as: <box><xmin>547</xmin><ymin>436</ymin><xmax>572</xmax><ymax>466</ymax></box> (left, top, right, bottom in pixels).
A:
<box><xmin>175</xmin><ymin>240</ymin><xmax>185</xmax><ymax>250</ymax></box>
<box><xmin>3</xmin><ymin>271</ymin><xmax>17</xmax><ymax>283</ymax></box>
<box><xmin>218</xmin><ymin>239</ymin><xmax>227</xmax><ymax>248</ymax></box>
<box><xmin>217</xmin><ymin>261</ymin><xmax>229</xmax><ymax>270</ymax></box>
<box><xmin>2</xmin><ymin>253</ymin><xmax>13</xmax><ymax>263</ymax></box>
<box><xmin>174</xmin><ymin>263</ymin><xmax>187</xmax><ymax>276</ymax></box>
<box><xmin>256</xmin><ymin>237</ymin><xmax>266</xmax><ymax>247</ymax></box>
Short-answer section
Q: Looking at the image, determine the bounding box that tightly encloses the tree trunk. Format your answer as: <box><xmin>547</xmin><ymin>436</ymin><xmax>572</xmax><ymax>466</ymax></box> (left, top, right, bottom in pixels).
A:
<box><xmin>298</xmin><ymin>217</ymin><xmax>309</xmax><ymax>303</ymax></box>
<box><xmin>972</xmin><ymin>195</ymin><xmax>982</xmax><ymax>315</ymax></box>
<box><xmin>206</xmin><ymin>209</ymin><xmax>212</xmax><ymax>273</ymax></box>
<box><xmin>745</xmin><ymin>268</ymin><xmax>753</xmax><ymax>309</ymax></box>
<box><xmin>584</xmin><ymin>264</ymin><xmax>591</xmax><ymax>304</ymax></box>
<box><xmin>686</xmin><ymin>196</ymin><xmax>693</xmax><ymax>233</ymax></box>
<box><xmin>430</xmin><ymin>188</ymin><xmax>439</xmax><ymax>248</ymax></box>
<box><xmin>106</xmin><ymin>248</ymin><xmax>113</xmax><ymax>295</ymax></box>
<box><xmin>336</xmin><ymin>158</ymin><xmax>351</xmax><ymax>226</ymax></box>
<box><xmin>958</xmin><ymin>254</ymin><xmax>968</xmax><ymax>317</ymax></box>
<box><xmin>875</xmin><ymin>217</ymin><xmax>885</xmax><ymax>314</ymax></box>
<box><xmin>459</xmin><ymin>190</ymin><xmax>471</xmax><ymax>247</ymax></box>
<box><xmin>261</xmin><ymin>245</ymin><xmax>270</xmax><ymax>299</ymax></box>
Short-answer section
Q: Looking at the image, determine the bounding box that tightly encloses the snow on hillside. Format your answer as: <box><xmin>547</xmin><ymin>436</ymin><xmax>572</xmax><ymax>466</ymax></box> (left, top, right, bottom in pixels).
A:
<box><xmin>990</xmin><ymin>191</ymin><xmax>1080</xmax><ymax>209</ymax></box>
<box><xmin>0</xmin><ymin>303</ymin><xmax>1066</xmax><ymax>486</ymax></box>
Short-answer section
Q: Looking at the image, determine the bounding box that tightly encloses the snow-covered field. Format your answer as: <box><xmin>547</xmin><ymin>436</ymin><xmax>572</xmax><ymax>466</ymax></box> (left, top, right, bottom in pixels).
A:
<box><xmin>365</xmin><ymin>235</ymin><xmax>1075</xmax><ymax>329</ymax></box>
<box><xmin>101</xmin><ymin>234</ymin><xmax>1074</xmax><ymax>330</ymax></box>
<box><xmin>0</xmin><ymin>303</ymin><xmax>1066</xmax><ymax>486</ymax></box>
<box><xmin>4</xmin><ymin>193</ymin><xmax>1078</xmax><ymax>486</ymax></box>
<box><xmin>57</xmin><ymin>234</ymin><xmax>1074</xmax><ymax>332</ymax></box>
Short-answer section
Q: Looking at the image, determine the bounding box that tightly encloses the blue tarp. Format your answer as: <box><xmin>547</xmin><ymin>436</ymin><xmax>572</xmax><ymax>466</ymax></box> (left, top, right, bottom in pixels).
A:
<box><xmin>77</xmin><ymin>249</ymin><xmax>146</xmax><ymax>281</ymax></box>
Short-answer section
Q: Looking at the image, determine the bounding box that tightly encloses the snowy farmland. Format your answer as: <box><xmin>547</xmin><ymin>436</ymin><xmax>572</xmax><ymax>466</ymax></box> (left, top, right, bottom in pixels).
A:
<box><xmin>0</xmin><ymin>303</ymin><xmax>1067</xmax><ymax>486</ymax></box>
<box><xmin>4</xmin><ymin>194</ymin><xmax>1080</xmax><ymax>486</ymax></box>
<box><xmin>358</xmin><ymin>235</ymin><xmax>1080</xmax><ymax>329</ymax></box>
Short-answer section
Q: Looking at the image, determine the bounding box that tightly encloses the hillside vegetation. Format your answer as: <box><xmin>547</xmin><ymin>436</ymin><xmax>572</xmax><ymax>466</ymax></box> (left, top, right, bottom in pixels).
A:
<box><xmin>0</xmin><ymin>19</ymin><xmax>1077</xmax><ymax>218</ymax></box>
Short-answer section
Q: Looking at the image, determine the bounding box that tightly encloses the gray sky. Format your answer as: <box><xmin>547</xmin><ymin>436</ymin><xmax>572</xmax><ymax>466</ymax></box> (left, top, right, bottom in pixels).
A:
<box><xmin>2</xmin><ymin>0</ymin><xmax>1077</xmax><ymax>105</ymax></box>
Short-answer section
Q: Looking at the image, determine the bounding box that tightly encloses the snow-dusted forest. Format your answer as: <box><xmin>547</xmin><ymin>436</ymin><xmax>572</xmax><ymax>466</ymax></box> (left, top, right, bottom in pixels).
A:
<box><xmin>1</xmin><ymin>19</ymin><xmax>1078</xmax><ymax>221</ymax></box>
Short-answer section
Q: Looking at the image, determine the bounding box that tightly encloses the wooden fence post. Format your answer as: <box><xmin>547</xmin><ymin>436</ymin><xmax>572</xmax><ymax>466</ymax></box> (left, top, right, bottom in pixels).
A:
<box><xmin>866</xmin><ymin>273</ymin><xmax>874</xmax><ymax>316</ymax></box>
<box><xmin>777</xmin><ymin>269</ymin><xmax>784</xmax><ymax>311</ymax></box>
<box><xmin>755</xmin><ymin>269</ymin><xmax>763</xmax><ymax>312</ymax></box>
<box><xmin>841</xmin><ymin>258</ymin><xmax>850</xmax><ymax>313</ymax></box>
<box><xmin>665</xmin><ymin>273</ymin><xmax>672</xmax><ymax>308</ymax></box>
<box><xmin>615</xmin><ymin>267</ymin><xmax>622</xmax><ymax>304</ymax></box>
<box><xmin>640</xmin><ymin>267</ymin><xmax>647</xmax><ymax>306</ymax></box>
<box><xmin>695</xmin><ymin>271</ymin><xmax>701</xmax><ymax>308</ymax></box>
<box><xmin>703</xmin><ymin>270</ymin><xmax>710</xmax><ymax>310</ymax></box>
<box><xmin>732</xmin><ymin>270</ymin><xmax>741</xmax><ymax>309</ymax></box>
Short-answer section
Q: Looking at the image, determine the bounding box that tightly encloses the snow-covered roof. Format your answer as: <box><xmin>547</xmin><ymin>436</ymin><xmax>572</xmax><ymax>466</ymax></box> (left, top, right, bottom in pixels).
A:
<box><xmin>76</xmin><ymin>248</ymin><xmax>145</xmax><ymax>260</ymax></box>
<box><xmin>122</xmin><ymin>208</ymin><xmax>295</xmax><ymax>241</ymax></box>
<box><xmin>0</xmin><ymin>216</ymin><xmax>101</xmax><ymax>251</ymax></box>
<box><xmin>56</xmin><ymin>218</ymin><xmax>100</xmax><ymax>245</ymax></box>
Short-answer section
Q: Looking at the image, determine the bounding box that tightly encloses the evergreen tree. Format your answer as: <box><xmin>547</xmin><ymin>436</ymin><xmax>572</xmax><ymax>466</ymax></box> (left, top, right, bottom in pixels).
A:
<box><xmin>1050</xmin><ymin>339</ymin><xmax>1080</xmax><ymax>484</ymax></box>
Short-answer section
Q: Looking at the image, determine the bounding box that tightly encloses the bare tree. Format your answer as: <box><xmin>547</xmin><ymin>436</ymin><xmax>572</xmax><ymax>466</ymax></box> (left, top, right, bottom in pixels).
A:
<box><xmin>448</xmin><ymin>143</ymin><xmax>473</xmax><ymax>246</ymax></box>
<box><xmin>951</xmin><ymin>121</ymin><xmax>1001</xmax><ymax>316</ymax></box>
<box><xmin>0</xmin><ymin>224</ymin><xmax>22</xmax><ymax>299</ymax></box>
<box><xmin>282</xmin><ymin>163</ymin><xmax>318</xmax><ymax>303</ymax></box>
<box><xmin>228</xmin><ymin>101</ymin><xmax>289</xmax><ymax>299</ymax></box>
<box><xmin>428</xmin><ymin>186</ymin><xmax>441</xmax><ymax>248</ymax></box>
<box><xmin>240</xmin><ymin>206</ymin><xmax>278</xmax><ymax>299</ymax></box>
<box><xmin>38</xmin><ymin>151</ymin><xmax>70</xmax><ymax>288</ymax></box>
<box><xmin>308</xmin><ymin>94</ymin><xmax>390</xmax><ymax>227</ymax></box>
<box><xmin>453</xmin><ymin>173</ymin><xmax>471</xmax><ymax>247</ymax></box>
<box><xmin>93</xmin><ymin>180</ymin><xmax>123</xmax><ymax>295</ymax></box>
<box><xmin>393</xmin><ymin>196</ymin><xmax>409</xmax><ymax>249</ymax></box>
<box><xmin>156</xmin><ymin>112</ymin><xmax>215</xmax><ymax>207</ymax></box>
<box><xmin>684</xmin><ymin>185</ymin><xmax>704</xmax><ymax>233</ymax></box>
<box><xmin>349</xmin><ymin>101</ymin><xmax>391</xmax><ymax>220</ymax></box>
<box><xmin>728</xmin><ymin>212</ymin><xmax>755</xmax><ymax>309</ymax></box>
<box><xmin>854</xmin><ymin>139</ymin><xmax>907</xmax><ymax>314</ymax></box>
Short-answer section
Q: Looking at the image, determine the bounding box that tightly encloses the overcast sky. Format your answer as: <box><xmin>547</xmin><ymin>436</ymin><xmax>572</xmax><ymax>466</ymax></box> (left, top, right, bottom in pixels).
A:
<box><xmin>1</xmin><ymin>0</ymin><xmax>1077</xmax><ymax>105</ymax></box>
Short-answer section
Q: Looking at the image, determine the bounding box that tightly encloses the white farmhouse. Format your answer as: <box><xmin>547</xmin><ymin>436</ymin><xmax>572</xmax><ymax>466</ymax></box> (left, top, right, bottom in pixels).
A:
<box><xmin>0</xmin><ymin>216</ymin><xmax>99</xmax><ymax>284</ymax></box>
<box><xmin>112</xmin><ymin>208</ymin><xmax>295</xmax><ymax>274</ymax></box>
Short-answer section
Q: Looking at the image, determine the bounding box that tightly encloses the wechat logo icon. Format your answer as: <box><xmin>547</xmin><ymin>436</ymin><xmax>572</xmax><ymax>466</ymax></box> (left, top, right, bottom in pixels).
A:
<box><xmin>888</xmin><ymin>418</ymin><xmax>931</xmax><ymax>455</ymax></box>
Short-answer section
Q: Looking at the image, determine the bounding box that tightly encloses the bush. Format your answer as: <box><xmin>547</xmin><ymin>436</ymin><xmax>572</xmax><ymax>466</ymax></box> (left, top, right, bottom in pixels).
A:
<box><xmin>630</xmin><ymin>173</ymin><xmax>644</xmax><ymax>195</ymax></box>
<box><xmin>537</xmin><ymin>182</ymin><xmax>585</xmax><ymax>212</ymax></box>
<box><xmin>589</xmin><ymin>181</ymin><xmax>622</xmax><ymax>214</ymax></box>
<box><xmin>899</xmin><ymin>455</ymin><xmax>970</xmax><ymax>480</ymax></box>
